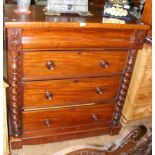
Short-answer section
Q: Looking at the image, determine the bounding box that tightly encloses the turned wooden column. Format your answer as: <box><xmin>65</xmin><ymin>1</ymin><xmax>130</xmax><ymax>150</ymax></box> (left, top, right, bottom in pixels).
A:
<box><xmin>8</xmin><ymin>28</ymin><xmax>22</xmax><ymax>138</ymax></box>
<box><xmin>110</xmin><ymin>30</ymin><xmax>146</xmax><ymax>133</ymax></box>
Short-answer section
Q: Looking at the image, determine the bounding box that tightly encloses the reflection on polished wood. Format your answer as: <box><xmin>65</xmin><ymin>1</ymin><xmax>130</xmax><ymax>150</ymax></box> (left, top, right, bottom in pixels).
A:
<box><xmin>5</xmin><ymin>4</ymin><xmax>150</xmax><ymax>29</ymax></box>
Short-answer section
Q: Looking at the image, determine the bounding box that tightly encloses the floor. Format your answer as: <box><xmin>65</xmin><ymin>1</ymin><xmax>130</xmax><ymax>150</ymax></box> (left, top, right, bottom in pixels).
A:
<box><xmin>11</xmin><ymin>134</ymin><xmax>118</xmax><ymax>155</ymax></box>
<box><xmin>10</xmin><ymin>118</ymin><xmax>151</xmax><ymax>155</ymax></box>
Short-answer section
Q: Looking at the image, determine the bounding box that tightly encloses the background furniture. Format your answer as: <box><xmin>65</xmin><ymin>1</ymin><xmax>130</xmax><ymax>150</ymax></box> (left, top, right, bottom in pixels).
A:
<box><xmin>122</xmin><ymin>43</ymin><xmax>152</xmax><ymax>124</ymax></box>
<box><xmin>122</xmin><ymin>0</ymin><xmax>152</xmax><ymax>125</ymax></box>
<box><xmin>3</xmin><ymin>81</ymin><xmax>10</xmax><ymax>155</ymax></box>
<box><xmin>53</xmin><ymin>125</ymin><xmax>152</xmax><ymax>155</ymax></box>
<box><xmin>141</xmin><ymin>0</ymin><xmax>152</xmax><ymax>37</ymax></box>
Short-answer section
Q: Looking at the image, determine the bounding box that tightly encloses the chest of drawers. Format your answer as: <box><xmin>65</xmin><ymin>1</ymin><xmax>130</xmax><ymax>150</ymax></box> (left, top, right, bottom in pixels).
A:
<box><xmin>5</xmin><ymin>4</ymin><xmax>150</xmax><ymax>149</ymax></box>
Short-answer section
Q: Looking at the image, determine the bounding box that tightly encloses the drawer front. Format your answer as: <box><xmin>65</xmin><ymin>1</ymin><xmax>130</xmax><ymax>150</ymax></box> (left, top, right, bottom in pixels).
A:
<box><xmin>23</xmin><ymin>76</ymin><xmax>120</xmax><ymax>108</ymax></box>
<box><xmin>23</xmin><ymin>103</ymin><xmax>115</xmax><ymax>134</ymax></box>
<box><xmin>22</xmin><ymin>51</ymin><xmax>127</xmax><ymax>80</ymax></box>
<box><xmin>22</xmin><ymin>28</ymin><xmax>135</xmax><ymax>49</ymax></box>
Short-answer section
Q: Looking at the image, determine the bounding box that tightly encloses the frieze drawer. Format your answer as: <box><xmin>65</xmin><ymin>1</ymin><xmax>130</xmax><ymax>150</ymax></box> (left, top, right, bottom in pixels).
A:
<box><xmin>22</xmin><ymin>28</ymin><xmax>136</xmax><ymax>49</ymax></box>
<box><xmin>23</xmin><ymin>76</ymin><xmax>120</xmax><ymax>109</ymax></box>
<box><xmin>22</xmin><ymin>50</ymin><xmax>128</xmax><ymax>80</ymax></box>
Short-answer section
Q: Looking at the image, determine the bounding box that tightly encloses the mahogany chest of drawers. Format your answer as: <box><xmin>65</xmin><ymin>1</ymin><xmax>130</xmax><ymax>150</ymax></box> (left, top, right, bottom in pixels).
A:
<box><xmin>5</xmin><ymin>4</ymin><xmax>150</xmax><ymax>149</ymax></box>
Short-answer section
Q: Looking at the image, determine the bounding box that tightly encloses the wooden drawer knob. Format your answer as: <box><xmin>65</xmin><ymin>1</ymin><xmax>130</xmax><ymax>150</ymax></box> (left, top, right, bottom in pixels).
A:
<box><xmin>44</xmin><ymin>119</ymin><xmax>52</xmax><ymax>127</ymax></box>
<box><xmin>46</xmin><ymin>61</ymin><xmax>55</xmax><ymax>70</ymax></box>
<box><xmin>100</xmin><ymin>60</ymin><xmax>109</xmax><ymax>68</ymax></box>
<box><xmin>45</xmin><ymin>91</ymin><xmax>53</xmax><ymax>100</ymax></box>
<box><xmin>91</xmin><ymin>114</ymin><xmax>98</xmax><ymax>122</ymax></box>
<box><xmin>96</xmin><ymin>87</ymin><xmax>104</xmax><ymax>95</ymax></box>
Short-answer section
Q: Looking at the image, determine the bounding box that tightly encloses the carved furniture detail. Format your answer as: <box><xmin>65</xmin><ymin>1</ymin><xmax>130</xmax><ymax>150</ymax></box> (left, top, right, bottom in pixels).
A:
<box><xmin>8</xmin><ymin>28</ymin><xmax>22</xmax><ymax>138</ymax></box>
<box><xmin>53</xmin><ymin>124</ymin><xmax>152</xmax><ymax>155</ymax></box>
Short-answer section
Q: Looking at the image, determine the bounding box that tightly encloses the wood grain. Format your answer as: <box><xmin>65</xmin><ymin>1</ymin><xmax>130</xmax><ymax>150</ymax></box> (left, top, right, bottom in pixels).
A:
<box><xmin>122</xmin><ymin>43</ymin><xmax>152</xmax><ymax>123</ymax></box>
<box><xmin>22</xmin><ymin>127</ymin><xmax>112</xmax><ymax>145</ymax></box>
<box><xmin>135</xmin><ymin>67</ymin><xmax>152</xmax><ymax>102</ymax></box>
<box><xmin>141</xmin><ymin>0</ymin><xmax>152</xmax><ymax>37</ymax></box>
<box><xmin>142</xmin><ymin>0</ymin><xmax>152</xmax><ymax>25</ymax></box>
<box><xmin>23</xmin><ymin>122</ymin><xmax>111</xmax><ymax>138</ymax></box>
<box><xmin>23</xmin><ymin>103</ymin><xmax>115</xmax><ymax>135</ymax></box>
<box><xmin>22</xmin><ymin>50</ymin><xmax>128</xmax><ymax>80</ymax></box>
<box><xmin>23</xmin><ymin>76</ymin><xmax>120</xmax><ymax>108</ymax></box>
<box><xmin>5</xmin><ymin>5</ymin><xmax>150</xmax><ymax>30</ymax></box>
<box><xmin>22</xmin><ymin>28</ymin><xmax>136</xmax><ymax>49</ymax></box>
<box><xmin>147</xmin><ymin>52</ymin><xmax>152</xmax><ymax>67</ymax></box>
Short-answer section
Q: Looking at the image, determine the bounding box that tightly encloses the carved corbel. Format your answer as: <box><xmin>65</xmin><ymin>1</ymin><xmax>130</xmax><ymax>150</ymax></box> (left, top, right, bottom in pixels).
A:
<box><xmin>132</xmin><ymin>30</ymin><xmax>147</xmax><ymax>50</ymax></box>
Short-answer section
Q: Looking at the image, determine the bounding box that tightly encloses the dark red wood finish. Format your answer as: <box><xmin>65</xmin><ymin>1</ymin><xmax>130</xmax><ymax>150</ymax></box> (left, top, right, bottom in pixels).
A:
<box><xmin>22</xmin><ymin>50</ymin><xmax>128</xmax><ymax>80</ymax></box>
<box><xmin>23</xmin><ymin>103</ymin><xmax>115</xmax><ymax>136</ymax></box>
<box><xmin>23</xmin><ymin>76</ymin><xmax>120</xmax><ymax>108</ymax></box>
<box><xmin>21</xmin><ymin>28</ymin><xmax>136</xmax><ymax>49</ymax></box>
<box><xmin>5</xmin><ymin>4</ymin><xmax>149</xmax><ymax>149</ymax></box>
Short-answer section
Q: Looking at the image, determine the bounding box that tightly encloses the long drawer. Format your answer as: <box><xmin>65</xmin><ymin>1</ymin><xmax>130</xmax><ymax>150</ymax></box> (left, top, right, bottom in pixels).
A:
<box><xmin>22</xmin><ymin>50</ymin><xmax>127</xmax><ymax>80</ymax></box>
<box><xmin>23</xmin><ymin>103</ymin><xmax>115</xmax><ymax>137</ymax></box>
<box><xmin>23</xmin><ymin>76</ymin><xmax>120</xmax><ymax>109</ymax></box>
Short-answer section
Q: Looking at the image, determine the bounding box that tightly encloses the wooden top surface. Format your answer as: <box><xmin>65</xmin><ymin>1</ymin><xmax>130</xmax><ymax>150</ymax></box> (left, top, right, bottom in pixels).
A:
<box><xmin>5</xmin><ymin>4</ymin><xmax>150</xmax><ymax>30</ymax></box>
